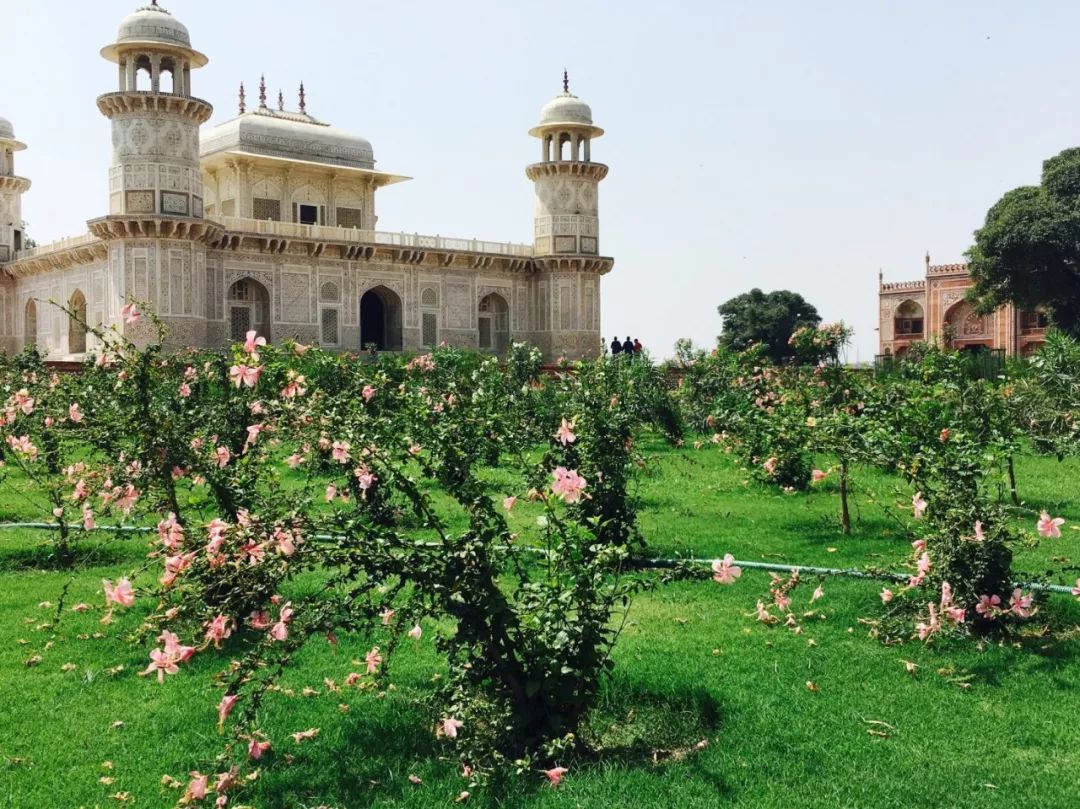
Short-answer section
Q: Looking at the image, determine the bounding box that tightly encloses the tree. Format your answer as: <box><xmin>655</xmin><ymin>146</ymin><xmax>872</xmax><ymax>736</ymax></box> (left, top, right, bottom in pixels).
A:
<box><xmin>966</xmin><ymin>147</ymin><xmax>1080</xmax><ymax>336</ymax></box>
<box><xmin>717</xmin><ymin>288</ymin><xmax>821</xmax><ymax>362</ymax></box>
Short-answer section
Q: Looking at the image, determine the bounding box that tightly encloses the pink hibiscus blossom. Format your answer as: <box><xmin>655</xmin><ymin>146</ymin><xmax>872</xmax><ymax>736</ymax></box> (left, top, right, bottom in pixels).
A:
<box><xmin>711</xmin><ymin>553</ymin><xmax>742</xmax><ymax>585</ymax></box>
<box><xmin>976</xmin><ymin>594</ymin><xmax>1002</xmax><ymax>618</ymax></box>
<box><xmin>408</xmin><ymin>624</ymin><xmax>423</xmax><ymax>640</ymax></box>
<box><xmin>503</xmin><ymin>495</ymin><xmax>517</xmax><ymax>512</ymax></box>
<box><xmin>543</xmin><ymin>767</ymin><xmax>568</xmax><ymax>788</ymax></box>
<box><xmin>247</xmin><ymin>737</ymin><xmax>271</xmax><ymax>760</ymax></box>
<box><xmin>270</xmin><ymin>605</ymin><xmax>293</xmax><ymax>641</ymax></box>
<box><xmin>68</xmin><ymin>403</ymin><xmax>84</xmax><ymax>423</ymax></box>
<box><xmin>331</xmin><ymin>440</ymin><xmax>351</xmax><ymax>464</ymax></box>
<box><xmin>362</xmin><ymin>385</ymin><xmax>377</xmax><ymax>402</ymax></box>
<box><xmin>440</xmin><ymin>717</ymin><xmax>464</xmax><ymax>739</ymax></box>
<box><xmin>214</xmin><ymin>446</ymin><xmax>231</xmax><ymax>468</ymax></box>
<box><xmin>205</xmin><ymin>615</ymin><xmax>233</xmax><ymax>649</ymax></box>
<box><xmin>880</xmin><ymin>588</ymin><xmax>894</xmax><ymax>604</ymax></box>
<box><xmin>365</xmin><ymin>646</ymin><xmax>383</xmax><ymax>674</ymax></box>
<box><xmin>228</xmin><ymin>364</ymin><xmax>263</xmax><ymax>389</ymax></box>
<box><xmin>184</xmin><ymin>773</ymin><xmax>209</xmax><ymax>802</ymax></box>
<box><xmin>762</xmin><ymin>456</ymin><xmax>778</xmax><ymax>476</ymax></box>
<box><xmin>551</xmin><ymin>467</ymin><xmax>588</xmax><ymax>504</ymax></box>
<box><xmin>1037</xmin><ymin>511</ymin><xmax>1065</xmax><ymax>538</ymax></box>
<box><xmin>912</xmin><ymin>492</ymin><xmax>928</xmax><ymax>519</ymax></box>
<box><xmin>244</xmin><ymin>423</ymin><xmax>264</xmax><ymax>450</ymax></box>
<box><xmin>157</xmin><ymin>512</ymin><xmax>184</xmax><ymax>551</ymax></box>
<box><xmin>974</xmin><ymin>521</ymin><xmax>985</xmax><ymax>541</ymax></box>
<box><xmin>243</xmin><ymin>330</ymin><xmax>266</xmax><ymax>357</ymax></box>
<box><xmin>1009</xmin><ymin>588</ymin><xmax>1035</xmax><ymax>618</ymax></box>
<box><xmin>103</xmin><ymin>578</ymin><xmax>135</xmax><ymax>607</ymax></box>
<box><xmin>554</xmin><ymin>418</ymin><xmax>576</xmax><ymax>445</ymax></box>
<box><xmin>217</xmin><ymin>694</ymin><xmax>239</xmax><ymax>729</ymax></box>
<box><xmin>811</xmin><ymin>469</ymin><xmax>828</xmax><ymax>483</ymax></box>
<box><xmin>249</xmin><ymin>610</ymin><xmax>272</xmax><ymax>630</ymax></box>
<box><xmin>120</xmin><ymin>302</ymin><xmax>139</xmax><ymax>324</ymax></box>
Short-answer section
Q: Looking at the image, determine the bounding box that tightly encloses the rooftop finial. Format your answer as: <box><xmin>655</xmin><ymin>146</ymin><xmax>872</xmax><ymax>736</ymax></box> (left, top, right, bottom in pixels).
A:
<box><xmin>238</xmin><ymin>82</ymin><xmax>246</xmax><ymax>115</ymax></box>
<box><xmin>299</xmin><ymin>82</ymin><xmax>306</xmax><ymax>114</ymax></box>
<box><xmin>258</xmin><ymin>75</ymin><xmax>267</xmax><ymax>109</ymax></box>
<box><xmin>277</xmin><ymin>90</ymin><xmax>284</xmax><ymax>112</ymax></box>
<box><xmin>563</xmin><ymin>69</ymin><xmax>569</xmax><ymax>94</ymax></box>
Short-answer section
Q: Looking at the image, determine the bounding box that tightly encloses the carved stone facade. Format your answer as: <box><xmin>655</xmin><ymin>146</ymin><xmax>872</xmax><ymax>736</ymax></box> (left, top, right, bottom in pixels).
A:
<box><xmin>0</xmin><ymin>5</ymin><xmax>611</xmax><ymax>362</ymax></box>
<box><xmin>878</xmin><ymin>256</ymin><xmax>1047</xmax><ymax>357</ymax></box>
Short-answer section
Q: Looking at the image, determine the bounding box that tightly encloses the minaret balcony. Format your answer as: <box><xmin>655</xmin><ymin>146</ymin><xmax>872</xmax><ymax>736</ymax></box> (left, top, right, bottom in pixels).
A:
<box><xmin>525</xmin><ymin>161</ymin><xmax>608</xmax><ymax>181</ymax></box>
<box><xmin>87</xmin><ymin>214</ymin><xmax>223</xmax><ymax>245</ymax></box>
<box><xmin>97</xmin><ymin>91</ymin><xmax>213</xmax><ymax>124</ymax></box>
<box><xmin>0</xmin><ymin>175</ymin><xmax>31</xmax><ymax>193</ymax></box>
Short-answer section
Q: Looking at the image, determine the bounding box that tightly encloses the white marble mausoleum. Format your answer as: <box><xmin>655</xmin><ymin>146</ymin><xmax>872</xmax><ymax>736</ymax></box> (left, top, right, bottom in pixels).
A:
<box><xmin>0</xmin><ymin>2</ymin><xmax>612</xmax><ymax>360</ymax></box>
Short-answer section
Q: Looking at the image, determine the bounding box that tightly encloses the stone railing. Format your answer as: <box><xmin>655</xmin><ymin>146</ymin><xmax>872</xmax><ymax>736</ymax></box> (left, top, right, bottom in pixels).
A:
<box><xmin>880</xmin><ymin>280</ymin><xmax>925</xmax><ymax>292</ymax></box>
<box><xmin>14</xmin><ymin>232</ymin><xmax>100</xmax><ymax>260</ymax></box>
<box><xmin>211</xmin><ymin>216</ymin><xmax>534</xmax><ymax>258</ymax></box>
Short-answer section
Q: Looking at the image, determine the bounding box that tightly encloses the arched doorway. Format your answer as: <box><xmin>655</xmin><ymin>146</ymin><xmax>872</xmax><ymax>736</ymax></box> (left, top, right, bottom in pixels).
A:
<box><xmin>478</xmin><ymin>293</ymin><xmax>509</xmax><ymax>354</ymax></box>
<box><xmin>893</xmin><ymin>300</ymin><xmax>924</xmax><ymax>340</ymax></box>
<box><xmin>359</xmin><ymin>286</ymin><xmax>402</xmax><ymax>350</ymax></box>
<box><xmin>68</xmin><ymin>290</ymin><xmax>88</xmax><ymax>354</ymax></box>
<box><xmin>24</xmin><ymin>299</ymin><xmax>36</xmax><ymax>348</ymax></box>
<box><xmin>943</xmin><ymin>300</ymin><xmax>990</xmax><ymax>349</ymax></box>
<box><xmin>228</xmin><ymin>278</ymin><xmax>271</xmax><ymax>344</ymax></box>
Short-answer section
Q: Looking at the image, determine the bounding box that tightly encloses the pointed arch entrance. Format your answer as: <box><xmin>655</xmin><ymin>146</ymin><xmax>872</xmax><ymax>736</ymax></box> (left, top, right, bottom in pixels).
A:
<box><xmin>228</xmin><ymin>278</ymin><xmax>271</xmax><ymax>343</ymax></box>
<box><xmin>24</xmin><ymin>299</ymin><xmax>36</xmax><ymax>348</ymax></box>
<box><xmin>359</xmin><ymin>286</ymin><xmax>403</xmax><ymax>350</ymax></box>
<box><xmin>478</xmin><ymin>292</ymin><xmax>509</xmax><ymax>354</ymax></box>
<box><xmin>68</xmin><ymin>290</ymin><xmax>88</xmax><ymax>354</ymax></box>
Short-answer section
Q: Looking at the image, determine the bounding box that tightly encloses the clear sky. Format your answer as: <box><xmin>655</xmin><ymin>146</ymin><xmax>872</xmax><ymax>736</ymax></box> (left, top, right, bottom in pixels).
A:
<box><xmin>7</xmin><ymin>1</ymin><xmax>1080</xmax><ymax>361</ymax></box>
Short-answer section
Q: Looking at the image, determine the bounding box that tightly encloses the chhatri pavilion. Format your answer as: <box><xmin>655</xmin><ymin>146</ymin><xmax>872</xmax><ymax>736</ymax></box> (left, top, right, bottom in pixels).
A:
<box><xmin>0</xmin><ymin>2</ymin><xmax>612</xmax><ymax>360</ymax></box>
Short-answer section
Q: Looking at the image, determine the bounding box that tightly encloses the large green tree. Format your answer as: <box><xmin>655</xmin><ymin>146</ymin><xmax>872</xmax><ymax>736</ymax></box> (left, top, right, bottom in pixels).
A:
<box><xmin>717</xmin><ymin>288</ymin><xmax>821</xmax><ymax>362</ymax></box>
<box><xmin>966</xmin><ymin>147</ymin><xmax>1080</xmax><ymax>335</ymax></box>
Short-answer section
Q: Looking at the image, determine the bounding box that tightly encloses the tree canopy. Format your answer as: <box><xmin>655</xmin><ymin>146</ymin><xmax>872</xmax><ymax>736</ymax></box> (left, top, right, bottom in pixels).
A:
<box><xmin>966</xmin><ymin>147</ymin><xmax>1080</xmax><ymax>335</ymax></box>
<box><xmin>717</xmin><ymin>288</ymin><xmax>821</xmax><ymax>362</ymax></box>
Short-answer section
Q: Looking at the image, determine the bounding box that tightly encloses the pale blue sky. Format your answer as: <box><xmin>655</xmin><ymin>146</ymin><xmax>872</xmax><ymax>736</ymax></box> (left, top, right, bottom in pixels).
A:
<box><xmin>7</xmin><ymin>1</ymin><xmax>1079</xmax><ymax>361</ymax></box>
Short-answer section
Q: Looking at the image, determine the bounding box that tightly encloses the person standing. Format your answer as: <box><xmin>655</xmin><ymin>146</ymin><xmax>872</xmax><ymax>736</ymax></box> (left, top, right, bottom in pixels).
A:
<box><xmin>610</xmin><ymin>336</ymin><xmax>623</xmax><ymax>356</ymax></box>
<box><xmin>622</xmin><ymin>336</ymin><xmax>634</xmax><ymax>356</ymax></box>
<box><xmin>633</xmin><ymin>338</ymin><xmax>643</xmax><ymax>354</ymax></box>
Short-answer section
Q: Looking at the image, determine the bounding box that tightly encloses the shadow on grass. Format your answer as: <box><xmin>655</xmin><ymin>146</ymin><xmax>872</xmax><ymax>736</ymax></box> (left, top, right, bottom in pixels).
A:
<box><xmin>252</xmin><ymin>681</ymin><xmax>732</xmax><ymax>808</ymax></box>
<box><xmin>0</xmin><ymin>539</ymin><xmax>140</xmax><ymax>572</ymax></box>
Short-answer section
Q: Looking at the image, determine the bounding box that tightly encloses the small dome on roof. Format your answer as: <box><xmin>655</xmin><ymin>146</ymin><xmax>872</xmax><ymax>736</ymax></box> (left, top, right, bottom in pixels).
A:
<box><xmin>102</xmin><ymin>3</ymin><xmax>208</xmax><ymax>67</ymax></box>
<box><xmin>0</xmin><ymin>117</ymin><xmax>14</xmax><ymax>140</ymax></box>
<box><xmin>201</xmin><ymin>108</ymin><xmax>375</xmax><ymax>170</ymax></box>
<box><xmin>539</xmin><ymin>92</ymin><xmax>594</xmax><ymax>127</ymax></box>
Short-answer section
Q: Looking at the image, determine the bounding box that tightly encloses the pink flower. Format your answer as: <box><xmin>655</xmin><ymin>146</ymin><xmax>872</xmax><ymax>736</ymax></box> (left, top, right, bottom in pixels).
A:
<box><xmin>976</xmin><ymin>594</ymin><xmax>1001</xmax><ymax>618</ymax></box>
<box><xmin>82</xmin><ymin>506</ymin><xmax>96</xmax><ymax>530</ymax></box>
<box><xmin>6</xmin><ymin>435</ymin><xmax>38</xmax><ymax>459</ymax></box>
<box><xmin>13</xmin><ymin>388</ymin><xmax>34</xmax><ymax>415</ymax></box>
<box><xmin>542</xmin><ymin>767</ymin><xmax>568</xmax><ymax>788</ymax></box>
<box><xmin>217</xmin><ymin>694</ymin><xmax>239</xmax><ymax>729</ymax></box>
<box><xmin>409</xmin><ymin>444</ymin><xmax>423</xmax><ymax>456</ymax></box>
<box><xmin>157</xmin><ymin>512</ymin><xmax>184</xmax><ymax>551</ymax></box>
<box><xmin>408</xmin><ymin>624</ymin><xmax>423</xmax><ymax>640</ymax></box>
<box><xmin>1009</xmin><ymin>588</ymin><xmax>1034</xmax><ymax>618</ymax></box>
<box><xmin>380</xmin><ymin>608</ymin><xmax>395</xmax><ymax>625</ymax></box>
<box><xmin>184</xmin><ymin>773</ymin><xmax>209</xmax><ymax>801</ymax></box>
<box><xmin>249</xmin><ymin>610</ymin><xmax>271</xmax><ymax>630</ymax></box>
<box><xmin>811</xmin><ymin>585</ymin><xmax>824</xmax><ymax>603</ymax></box>
<box><xmin>554</xmin><ymin>418</ymin><xmax>576</xmax><ymax>445</ymax></box>
<box><xmin>178</xmin><ymin>381</ymin><xmax>192</xmax><ymax>398</ymax></box>
<box><xmin>362</xmin><ymin>385</ymin><xmax>377</xmax><ymax>402</ymax></box>
<box><xmin>711</xmin><ymin>553</ymin><xmax>742</xmax><ymax>585</ymax></box>
<box><xmin>974</xmin><ymin>521</ymin><xmax>985</xmax><ymax>541</ymax></box>
<box><xmin>103</xmin><ymin>578</ymin><xmax>135</xmax><ymax>607</ymax></box>
<box><xmin>325</xmin><ymin>484</ymin><xmax>337</xmax><ymax>503</ymax></box>
<box><xmin>143</xmin><ymin>647</ymin><xmax>180</xmax><ymax>683</ymax></box>
<box><xmin>120</xmin><ymin>302</ymin><xmax>139</xmax><ymax>324</ymax></box>
<box><xmin>247</xmin><ymin>737</ymin><xmax>271</xmax><ymax>760</ymax></box>
<box><xmin>916</xmin><ymin>552</ymin><xmax>931</xmax><ymax>576</ymax></box>
<box><xmin>912</xmin><ymin>492</ymin><xmax>928</xmax><ymax>519</ymax></box>
<box><xmin>270</xmin><ymin>605</ymin><xmax>293</xmax><ymax>641</ymax></box>
<box><xmin>754</xmin><ymin>600</ymin><xmax>775</xmax><ymax>623</ymax></box>
<box><xmin>244</xmin><ymin>423</ymin><xmax>264</xmax><ymax>449</ymax></box>
<box><xmin>205</xmin><ymin>615</ymin><xmax>232</xmax><ymax>649</ymax></box>
<box><xmin>880</xmin><ymin>588</ymin><xmax>894</xmax><ymax>603</ymax></box>
<box><xmin>228</xmin><ymin>364</ymin><xmax>263</xmax><ymax>389</ymax></box>
<box><xmin>243</xmin><ymin>330</ymin><xmax>267</xmax><ymax>357</ymax></box>
<box><xmin>1072</xmin><ymin>579</ymin><xmax>1080</xmax><ymax>599</ymax></box>
<box><xmin>273</xmin><ymin>527</ymin><xmax>296</xmax><ymax>556</ymax></box>
<box><xmin>331</xmin><ymin>441</ymin><xmax>351</xmax><ymax>464</ymax></box>
<box><xmin>945</xmin><ymin>605</ymin><xmax>966</xmax><ymax>625</ymax></box>
<box><xmin>160</xmin><ymin>630</ymin><xmax>195</xmax><ymax>663</ymax></box>
<box><xmin>1037</xmin><ymin>511</ymin><xmax>1065</xmax><ymax>538</ymax></box>
<box><xmin>939</xmin><ymin>428</ymin><xmax>950</xmax><ymax>443</ymax></box>
<box><xmin>68</xmin><ymin>403</ymin><xmax>84</xmax><ymax>423</ymax></box>
<box><xmin>762</xmin><ymin>456</ymin><xmax>778</xmax><ymax>476</ymax></box>
<box><xmin>214</xmin><ymin>446</ymin><xmax>231</xmax><ymax>468</ymax></box>
<box><xmin>551</xmin><ymin>467</ymin><xmax>587</xmax><ymax>504</ymax></box>
<box><xmin>365</xmin><ymin>646</ymin><xmax>382</xmax><ymax>674</ymax></box>
<box><xmin>355</xmin><ymin>466</ymin><xmax>377</xmax><ymax>493</ymax></box>
<box><xmin>285</xmin><ymin>453</ymin><xmax>304</xmax><ymax>469</ymax></box>
<box><xmin>503</xmin><ymin>495</ymin><xmax>517</xmax><ymax>512</ymax></box>
<box><xmin>811</xmin><ymin>469</ymin><xmax>827</xmax><ymax>483</ymax></box>
<box><xmin>441</xmin><ymin>717</ymin><xmax>463</xmax><ymax>739</ymax></box>
<box><xmin>160</xmin><ymin>552</ymin><xmax>195</xmax><ymax>588</ymax></box>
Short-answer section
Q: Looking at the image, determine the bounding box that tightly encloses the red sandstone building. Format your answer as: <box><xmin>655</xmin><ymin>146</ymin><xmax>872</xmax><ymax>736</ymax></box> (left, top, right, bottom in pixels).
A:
<box><xmin>878</xmin><ymin>254</ymin><xmax>1048</xmax><ymax>358</ymax></box>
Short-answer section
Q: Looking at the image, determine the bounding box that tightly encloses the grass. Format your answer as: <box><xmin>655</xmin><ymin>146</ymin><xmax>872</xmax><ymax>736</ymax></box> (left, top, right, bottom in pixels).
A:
<box><xmin>0</xmin><ymin>440</ymin><xmax>1079</xmax><ymax>807</ymax></box>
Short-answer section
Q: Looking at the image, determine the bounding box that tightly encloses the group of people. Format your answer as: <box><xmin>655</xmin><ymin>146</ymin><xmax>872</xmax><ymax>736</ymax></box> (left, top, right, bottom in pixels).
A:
<box><xmin>607</xmin><ymin>336</ymin><xmax>644</xmax><ymax>357</ymax></box>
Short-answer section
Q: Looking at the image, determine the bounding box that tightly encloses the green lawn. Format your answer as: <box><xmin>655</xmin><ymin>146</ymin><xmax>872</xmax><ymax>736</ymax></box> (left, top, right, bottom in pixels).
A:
<box><xmin>1</xmin><ymin>441</ymin><xmax>1079</xmax><ymax>808</ymax></box>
